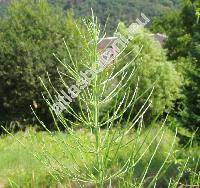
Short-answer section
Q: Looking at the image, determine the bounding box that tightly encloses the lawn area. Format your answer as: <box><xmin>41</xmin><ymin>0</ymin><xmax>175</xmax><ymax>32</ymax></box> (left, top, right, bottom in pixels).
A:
<box><xmin>0</xmin><ymin>127</ymin><xmax>198</xmax><ymax>187</ymax></box>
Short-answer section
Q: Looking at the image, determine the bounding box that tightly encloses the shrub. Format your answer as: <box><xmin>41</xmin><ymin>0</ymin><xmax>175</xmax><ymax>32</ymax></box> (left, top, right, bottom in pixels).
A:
<box><xmin>117</xmin><ymin>23</ymin><xmax>182</xmax><ymax>120</ymax></box>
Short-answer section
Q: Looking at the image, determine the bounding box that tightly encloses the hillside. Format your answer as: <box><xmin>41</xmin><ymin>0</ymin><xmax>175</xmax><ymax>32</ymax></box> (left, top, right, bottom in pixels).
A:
<box><xmin>0</xmin><ymin>0</ymin><xmax>181</xmax><ymax>32</ymax></box>
<box><xmin>69</xmin><ymin>0</ymin><xmax>181</xmax><ymax>33</ymax></box>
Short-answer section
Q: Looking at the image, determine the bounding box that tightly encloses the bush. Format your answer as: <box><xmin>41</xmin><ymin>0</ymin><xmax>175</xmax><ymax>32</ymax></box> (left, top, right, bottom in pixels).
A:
<box><xmin>114</xmin><ymin>23</ymin><xmax>182</xmax><ymax>121</ymax></box>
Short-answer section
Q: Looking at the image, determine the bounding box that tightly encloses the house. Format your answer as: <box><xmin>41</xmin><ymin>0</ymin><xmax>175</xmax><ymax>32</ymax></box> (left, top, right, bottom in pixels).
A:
<box><xmin>150</xmin><ymin>33</ymin><xmax>168</xmax><ymax>46</ymax></box>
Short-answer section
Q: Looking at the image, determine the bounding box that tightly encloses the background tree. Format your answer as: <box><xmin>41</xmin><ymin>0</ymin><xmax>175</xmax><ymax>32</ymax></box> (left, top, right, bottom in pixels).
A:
<box><xmin>151</xmin><ymin>0</ymin><xmax>200</xmax><ymax>132</ymax></box>
<box><xmin>0</xmin><ymin>0</ymin><xmax>86</xmax><ymax>128</ymax></box>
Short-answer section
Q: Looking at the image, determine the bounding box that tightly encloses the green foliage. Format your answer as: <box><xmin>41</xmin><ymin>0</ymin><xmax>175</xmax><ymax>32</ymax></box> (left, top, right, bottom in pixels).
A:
<box><xmin>174</xmin><ymin>58</ymin><xmax>200</xmax><ymax>131</ymax></box>
<box><xmin>0</xmin><ymin>0</ymin><xmax>85</xmax><ymax>124</ymax></box>
<box><xmin>117</xmin><ymin>24</ymin><xmax>182</xmax><ymax>118</ymax></box>
<box><xmin>151</xmin><ymin>0</ymin><xmax>200</xmax><ymax>131</ymax></box>
<box><xmin>0</xmin><ymin>1</ymin><xmax>198</xmax><ymax>187</ymax></box>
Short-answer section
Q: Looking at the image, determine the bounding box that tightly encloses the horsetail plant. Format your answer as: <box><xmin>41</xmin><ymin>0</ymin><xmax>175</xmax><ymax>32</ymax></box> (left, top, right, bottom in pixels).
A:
<box><xmin>9</xmin><ymin>13</ymin><xmax>179</xmax><ymax>187</ymax></box>
<box><xmin>28</xmin><ymin>13</ymin><xmax>180</xmax><ymax>187</ymax></box>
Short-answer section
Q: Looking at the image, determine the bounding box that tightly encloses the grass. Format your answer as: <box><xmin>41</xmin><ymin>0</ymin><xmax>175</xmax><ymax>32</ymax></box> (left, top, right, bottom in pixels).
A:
<box><xmin>0</xmin><ymin>126</ymin><xmax>198</xmax><ymax>187</ymax></box>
